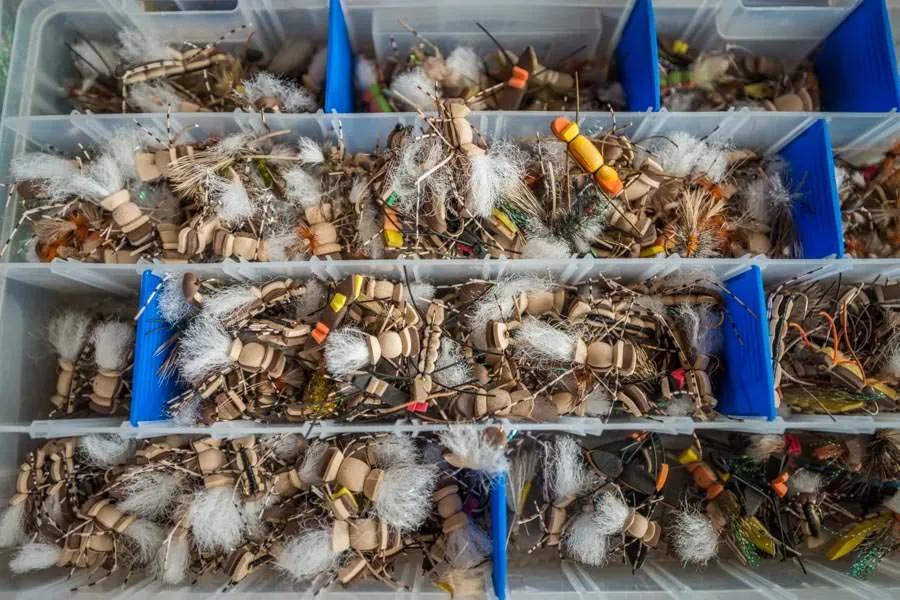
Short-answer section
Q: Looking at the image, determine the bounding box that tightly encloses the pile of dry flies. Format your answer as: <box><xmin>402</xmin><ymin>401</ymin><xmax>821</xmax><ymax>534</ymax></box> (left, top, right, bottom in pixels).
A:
<box><xmin>659</xmin><ymin>37</ymin><xmax>820</xmax><ymax>112</ymax></box>
<box><xmin>837</xmin><ymin>143</ymin><xmax>900</xmax><ymax>258</ymax></box>
<box><xmin>5</xmin><ymin>105</ymin><xmax>801</xmax><ymax>262</ymax></box>
<box><xmin>6</xmin><ymin>119</ymin><xmax>377</xmax><ymax>263</ymax></box>
<box><xmin>370</xmin><ymin>104</ymin><xmax>800</xmax><ymax>259</ymax></box>
<box><xmin>769</xmin><ymin>277</ymin><xmax>900</xmax><ymax>415</ymax></box>
<box><xmin>508</xmin><ymin>430</ymin><xmax>899</xmax><ymax>579</ymax></box>
<box><xmin>0</xmin><ymin>429</ymin><xmax>508</xmax><ymax>595</ymax></box>
<box><xmin>356</xmin><ymin>21</ymin><xmax>624</xmax><ymax>113</ymax></box>
<box><xmin>69</xmin><ymin>26</ymin><xmax>325</xmax><ymax>113</ymax></box>
<box><xmin>155</xmin><ymin>269</ymin><xmax>741</xmax><ymax>424</ymax></box>
<box><xmin>45</xmin><ymin>310</ymin><xmax>134</xmax><ymax>417</ymax></box>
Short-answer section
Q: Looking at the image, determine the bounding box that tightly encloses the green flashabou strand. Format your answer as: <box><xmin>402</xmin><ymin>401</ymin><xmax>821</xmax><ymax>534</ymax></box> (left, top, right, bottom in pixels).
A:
<box><xmin>496</xmin><ymin>202</ymin><xmax>532</xmax><ymax>231</ymax></box>
<box><xmin>730</xmin><ymin>456</ymin><xmax>765</xmax><ymax>480</ymax></box>
<box><xmin>734</xmin><ymin>528</ymin><xmax>761</xmax><ymax>568</ymax></box>
<box><xmin>849</xmin><ymin>544</ymin><xmax>890</xmax><ymax>580</ymax></box>
<box><xmin>254</xmin><ymin>159</ymin><xmax>275</xmax><ymax>188</ymax></box>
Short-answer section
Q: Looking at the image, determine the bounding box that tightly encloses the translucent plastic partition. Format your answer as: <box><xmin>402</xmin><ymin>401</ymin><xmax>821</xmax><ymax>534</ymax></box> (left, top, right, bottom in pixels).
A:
<box><xmin>654</xmin><ymin>0</ymin><xmax>900</xmax><ymax>111</ymax></box>
<box><xmin>338</xmin><ymin>0</ymin><xmax>660</xmax><ymax>111</ymax></box>
<box><xmin>2</xmin><ymin>0</ymin><xmax>329</xmax><ymax>117</ymax></box>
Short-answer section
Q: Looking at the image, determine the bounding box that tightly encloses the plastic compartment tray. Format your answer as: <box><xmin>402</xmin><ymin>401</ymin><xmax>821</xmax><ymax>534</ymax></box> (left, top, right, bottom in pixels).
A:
<box><xmin>0</xmin><ymin>110</ymin><xmax>870</xmax><ymax>261</ymax></box>
<box><xmin>2</xmin><ymin>0</ymin><xmax>329</xmax><ymax>118</ymax></box>
<box><xmin>5</xmin><ymin>0</ymin><xmax>900</xmax><ymax>117</ymax></box>
<box><xmin>0</xmin><ymin>1</ymin><xmax>899</xmax><ymax>599</ymax></box>
<box><xmin>654</xmin><ymin>0</ymin><xmax>900</xmax><ymax>111</ymax></box>
<box><xmin>0</xmin><ymin>429</ymin><xmax>898</xmax><ymax>599</ymax></box>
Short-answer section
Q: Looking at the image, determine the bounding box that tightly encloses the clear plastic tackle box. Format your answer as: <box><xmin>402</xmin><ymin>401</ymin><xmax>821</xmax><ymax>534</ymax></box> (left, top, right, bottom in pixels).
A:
<box><xmin>0</xmin><ymin>0</ymin><xmax>900</xmax><ymax>598</ymax></box>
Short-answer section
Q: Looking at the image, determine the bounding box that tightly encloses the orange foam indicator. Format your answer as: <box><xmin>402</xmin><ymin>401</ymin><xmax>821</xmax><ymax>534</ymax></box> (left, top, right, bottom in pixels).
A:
<box><xmin>311</xmin><ymin>322</ymin><xmax>330</xmax><ymax>344</ymax></box>
<box><xmin>508</xmin><ymin>66</ymin><xmax>529</xmax><ymax>89</ymax></box>
<box><xmin>551</xmin><ymin>116</ymin><xmax>623</xmax><ymax>197</ymax></box>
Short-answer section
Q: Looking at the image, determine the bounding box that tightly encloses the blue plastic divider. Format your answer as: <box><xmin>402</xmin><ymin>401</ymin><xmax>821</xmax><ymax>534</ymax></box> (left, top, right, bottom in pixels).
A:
<box><xmin>131</xmin><ymin>270</ymin><xmax>182</xmax><ymax>425</ymax></box>
<box><xmin>718</xmin><ymin>265</ymin><xmax>776</xmax><ymax>421</ymax></box>
<box><xmin>814</xmin><ymin>0</ymin><xmax>900</xmax><ymax>112</ymax></box>
<box><xmin>615</xmin><ymin>0</ymin><xmax>660</xmax><ymax>111</ymax></box>
<box><xmin>490</xmin><ymin>472</ymin><xmax>508</xmax><ymax>600</ymax></box>
<box><xmin>778</xmin><ymin>119</ymin><xmax>843</xmax><ymax>260</ymax></box>
<box><xmin>324</xmin><ymin>0</ymin><xmax>354</xmax><ymax>113</ymax></box>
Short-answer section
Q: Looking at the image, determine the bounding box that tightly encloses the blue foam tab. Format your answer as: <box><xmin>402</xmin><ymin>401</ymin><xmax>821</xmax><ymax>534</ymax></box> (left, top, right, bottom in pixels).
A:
<box><xmin>490</xmin><ymin>472</ymin><xmax>508</xmax><ymax>600</ymax></box>
<box><xmin>814</xmin><ymin>0</ymin><xmax>900</xmax><ymax>111</ymax></box>
<box><xmin>131</xmin><ymin>270</ymin><xmax>182</xmax><ymax>425</ymax></box>
<box><xmin>325</xmin><ymin>0</ymin><xmax>354</xmax><ymax>113</ymax></box>
<box><xmin>718</xmin><ymin>266</ymin><xmax>776</xmax><ymax>421</ymax></box>
<box><xmin>615</xmin><ymin>0</ymin><xmax>660</xmax><ymax>111</ymax></box>
<box><xmin>778</xmin><ymin>119</ymin><xmax>843</xmax><ymax>260</ymax></box>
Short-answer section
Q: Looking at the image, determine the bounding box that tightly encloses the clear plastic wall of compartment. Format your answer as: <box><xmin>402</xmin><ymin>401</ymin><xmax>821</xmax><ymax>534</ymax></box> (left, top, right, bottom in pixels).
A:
<box><xmin>1</xmin><ymin>0</ymin><xmax>329</xmax><ymax>117</ymax></box>
<box><xmin>341</xmin><ymin>0</ymin><xmax>659</xmax><ymax>111</ymax></box>
<box><xmin>654</xmin><ymin>0</ymin><xmax>900</xmax><ymax>111</ymax></box>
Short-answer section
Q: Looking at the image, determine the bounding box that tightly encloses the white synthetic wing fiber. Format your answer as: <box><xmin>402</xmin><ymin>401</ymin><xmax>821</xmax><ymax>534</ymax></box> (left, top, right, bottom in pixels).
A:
<box><xmin>355</xmin><ymin>56</ymin><xmax>377</xmax><ymax>91</ymax></box>
<box><xmin>297</xmin><ymin>137</ymin><xmax>325</xmax><ymax>165</ymax></box>
<box><xmin>295</xmin><ymin>277</ymin><xmax>327</xmax><ymax>318</ymax></box>
<box><xmin>127</xmin><ymin>81</ymin><xmax>184</xmax><ymax>113</ymax></box>
<box><xmin>118</xmin><ymin>471</ymin><xmax>184</xmax><ymax>519</ymax></box>
<box><xmin>408</xmin><ymin>281</ymin><xmax>436</xmax><ymax>312</ymax></box>
<box><xmin>9</xmin><ymin>543</ymin><xmax>62</xmax><ymax>574</ymax></box>
<box><xmin>123</xmin><ymin>518</ymin><xmax>165</xmax><ymax>564</ymax></box>
<box><xmin>787</xmin><ymin>468</ymin><xmax>822</xmax><ymax>496</ymax></box>
<box><xmin>468</xmin><ymin>142</ymin><xmax>526</xmax><ymax>218</ymax></box>
<box><xmin>0</xmin><ymin>503</ymin><xmax>26</xmax><ymax>548</ymax></box>
<box><xmin>592</xmin><ymin>491</ymin><xmax>630</xmax><ymax>535</ymax></box>
<box><xmin>513</xmin><ymin>317</ymin><xmax>577</xmax><ymax>364</ymax></box>
<box><xmin>155</xmin><ymin>532</ymin><xmax>189</xmax><ymax>584</ymax></box>
<box><xmin>78</xmin><ymin>434</ymin><xmax>136</xmax><ymax>467</ymax></box>
<box><xmin>324</xmin><ymin>328</ymin><xmax>371</xmax><ymax>378</ymax></box>
<box><xmin>275</xmin><ymin>527</ymin><xmax>343</xmax><ymax>583</ymax></box>
<box><xmin>469</xmin><ymin>275</ymin><xmax>553</xmax><ymax>331</ymax></box>
<box><xmin>91</xmin><ymin>320</ymin><xmax>134</xmax><ymax>371</ymax></box>
<box><xmin>746</xmin><ymin>434</ymin><xmax>785</xmax><ymax>461</ymax></box>
<box><xmin>439</xmin><ymin>428</ymin><xmax>509</xmax><ymax>475</ymax></box>
<box><xmin>375</xmin><ymin>464</ymin><xmax>439</xmax><ymax>532</ymax></box>
<box><xmin>446</xmin><ymin>46</ymin><xmax>482</xmax><ymax>84</ymax></box>
<box><xmin>118</xmin><ymin>28</ymin><xmax>173</xmax><ymax>63</ymax></box>
<box><xmin>177</xmin><ymin>318</ymin><xmax>234</xmax><ymax>384</ymax></box>
<box><xmin>283</xmin><ymin>166</ymin><xmax>322</xmax><ymax>208</ymax></box>
<box><xmin>10</xmin><ymin>152</ymin><xmax>77</xmax><ymax>183</ymax></box>
<box><xmin>668</xmin><ymin>509</ymin><xmax>719</xmax><ymax>565</ymax></box>
<box><xmin>389</xmin><ymin>68</ymin><xmax>436</xmax><ymax>110</ymax></box>
<box><xmin>521</xmin><ymin>236</ymin><xmax>570</xmax><ymax>259</ymax></box>
<box><xmin>546</xmin><ymin>436</ymin><xmax>592</xmax><ymax>503</ymax></box>
<box><xmin>433</xmin><ymin>338</ymin><xmax>472</xmax><ymax>388</ymax></box>
<box><xmin>47</xmin><ymin>310</ymin><xmax>92</xmax><ymax>361</ymax></box>
<box><xmin>444</xmin><ymin>522</ymin><xmax>492</xmax><ymax>570</ymax></box>
<box><xmin>186</xmin><ymin>486</ymin><xmax>245</xmax><ymax>553</ymax></box>
<box><xmin>209</xmin><ymin>173</ymin><xmax>256</xmax><ymax>225</ymax></box>
<box><xmin>158</xmin><ymin>276</ymin><xmax>193</xmax><ymax>325</ymax></box>
<box><xmin>563</xmin><ymin>512</ymin><xmax>609</xmax><ymax>566</ymax></box>
<box><xmin>368</xmin><ymin>435</ymin><xmax>418</xmax><ymax>468</ymax></box>
<box><xmin>201</xmin><ymin>285</ymin><xmax>261</xmax><ymax>324</ymax></box>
